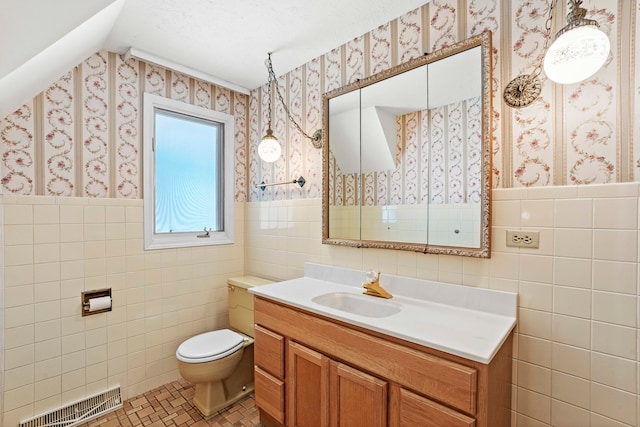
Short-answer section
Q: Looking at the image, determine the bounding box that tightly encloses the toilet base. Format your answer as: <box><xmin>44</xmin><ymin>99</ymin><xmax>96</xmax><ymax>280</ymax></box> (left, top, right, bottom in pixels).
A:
<box><xmin>182</xmin><ymin>341</ymin><xmax>256</xmax><ymax>417</ymax></box>
<box><xmin>193</xmin><ymin>381</ymin><xmax>255</xmax><ymax>417</ymax></box>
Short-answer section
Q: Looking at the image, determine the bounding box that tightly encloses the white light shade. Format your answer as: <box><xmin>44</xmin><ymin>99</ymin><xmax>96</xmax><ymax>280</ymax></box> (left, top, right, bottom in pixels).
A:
<box><xmin>258</xmin><ymin>133</ymin><xmax>281</xmax><ymax>162</ymax></box>
<box><xmin>543</xmin><ymin>25</ymin><xmax>610</xmax><ymax>84</ymax></box>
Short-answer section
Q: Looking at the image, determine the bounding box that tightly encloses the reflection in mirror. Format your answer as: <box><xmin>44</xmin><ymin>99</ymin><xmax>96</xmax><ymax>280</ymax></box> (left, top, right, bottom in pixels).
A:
<box><xmin>322</xmin><ymin>32</ymin><xmax>492</xmax><ymax>257</ymax></box>
<box><xmin>328</xmin><ymin>90</ymin><xmax>361</xmax><ymax>240</ymax></box>
<box><xmin>359</xmin><ymin>64</ymin><xmax>429</xmax><ymax>244</ymax></box>
<box><xmin>426</xmin><ymin>46</ymin><xmax>482</xmax><ymax>249</ymax></box>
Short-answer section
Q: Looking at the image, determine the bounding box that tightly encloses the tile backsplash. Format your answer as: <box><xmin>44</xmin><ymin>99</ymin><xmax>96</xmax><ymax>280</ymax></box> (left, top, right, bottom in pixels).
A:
<box><xmin>245</xmin><ymin>183</ymin><xmax>640</xmax><ymax>427</ymax></box>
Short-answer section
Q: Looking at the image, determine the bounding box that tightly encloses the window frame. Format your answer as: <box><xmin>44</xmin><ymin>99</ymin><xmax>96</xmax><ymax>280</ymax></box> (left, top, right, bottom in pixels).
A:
<box><xmin>142</xmin><ymin>92</ymin><xmax>235</xmax><ymax>250</ymax></box>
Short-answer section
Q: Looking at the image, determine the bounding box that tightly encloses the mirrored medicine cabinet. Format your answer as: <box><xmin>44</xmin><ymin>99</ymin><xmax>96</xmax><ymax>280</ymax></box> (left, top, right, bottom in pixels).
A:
<box><xmin>322</xmin><ymin>31</ymin><xmax>492</xmax><ymax>258</ymax></box>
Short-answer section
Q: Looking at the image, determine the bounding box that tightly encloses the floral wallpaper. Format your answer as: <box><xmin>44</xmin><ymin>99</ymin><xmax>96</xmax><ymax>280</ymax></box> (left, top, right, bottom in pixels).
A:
<box><xmin>0</xmin><ymin>0</ymin><xmax>637</xmax><ymax>199</ymax></box>
<box><xmin>327</xmin><ymin>98</ymin><xmax>482</xmax><ymax>207</ymax></box>
<box><xmin>248</xmin><ymin>0</ymin><xmax>637</xmax><ymax>200</ymax></box>
<box><xmin>44</xmin><ymin>71</ymin><xmax>75</xmax><ymax>196</ymax></box>
<box><xmin>115</xmin><ymin>53</ymin><xmax>140</xmax><ymax>198</ymax></box>
<box><xmin>0</xmin><ymin>52</ymin><xmax>249</xmax><ymax>200</ymax></box>
<box><xmin>1</xmin><ymin>103</ymin><xmax>34</xmax><ymax>194</ymax></box>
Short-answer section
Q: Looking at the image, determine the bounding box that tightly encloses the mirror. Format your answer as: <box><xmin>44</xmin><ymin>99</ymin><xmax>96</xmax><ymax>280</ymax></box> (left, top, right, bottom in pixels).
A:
<box><xmin>322</xmin><ymin>32</ymin><xmax>492</xmax><ymax>257</ymax></box>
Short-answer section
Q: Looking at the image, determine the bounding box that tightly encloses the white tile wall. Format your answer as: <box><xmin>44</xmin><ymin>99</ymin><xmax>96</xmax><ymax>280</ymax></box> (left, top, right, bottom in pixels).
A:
<box><xmin>244</xmin><ymin>183</ymin><xmax>640</xmax><ymax>426</ymax></box>
<box><xmin>1</xmin><ymin>196</ymin><xmax>244</xmax><ymax>426</ymax></box>
<box><xmin>3</xmin><ymin>184</ymin><xmax>640</xmax><ymax>426</ymax></box>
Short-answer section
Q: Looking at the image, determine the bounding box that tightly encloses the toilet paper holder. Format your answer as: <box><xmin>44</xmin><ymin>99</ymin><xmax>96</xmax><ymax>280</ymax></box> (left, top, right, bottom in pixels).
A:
<box><xmin>81</xmin><ymin>288</ymin><xmax>112</xmax><ymax>316</ymax></box>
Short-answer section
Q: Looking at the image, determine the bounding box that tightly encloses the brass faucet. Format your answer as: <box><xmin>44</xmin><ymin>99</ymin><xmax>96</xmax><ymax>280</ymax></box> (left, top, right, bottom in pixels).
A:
<box><xmin>362</xmin><ymin>271</ymin><xmax>393</xmax><ymax>299</ymax></box>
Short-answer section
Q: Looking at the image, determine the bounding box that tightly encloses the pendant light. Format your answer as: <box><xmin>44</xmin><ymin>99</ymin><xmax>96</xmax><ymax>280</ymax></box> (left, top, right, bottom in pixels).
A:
<box><xmin>257</xmin><ymin>53</ymin><xmax>323</xmax><ymax>162</ymax></box>
<box><xmin>258</xmin><ymin>67</ymin><xmax>282</xmax><ymax>163</ymax></box>
<box><xmin>503</xmin><ymin>0</ymin><xmax>610</xmax><ymax>108</ymax></box>
<box><xmin>543</xmin><ymin>0</ymin><xmax>610</xmax><ymax>84</ymax></box>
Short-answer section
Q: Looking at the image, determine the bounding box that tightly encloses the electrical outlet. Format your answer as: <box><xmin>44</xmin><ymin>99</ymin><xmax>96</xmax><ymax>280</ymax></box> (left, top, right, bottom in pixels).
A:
<box><xmin>506</xmin><ymin>230</ymin><xmax>540</xmax><ymax>249</ymax></box>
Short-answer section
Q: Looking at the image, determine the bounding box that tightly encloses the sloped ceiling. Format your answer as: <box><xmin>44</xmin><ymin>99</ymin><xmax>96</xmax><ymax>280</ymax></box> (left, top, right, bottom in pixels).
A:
<box><xmin>0</xmin><ymin>0</ymin><xmax>125</xmax><ymax>118</ymax></box>
<box><xmin>0</xmin><ymin>0</ymin><xmax>117</xmax><ymax>79</ymax></box>
<box><xmin>0</xmin><ymin>0</ymin><xmax>426</xmax><ymax>117</ymax></box>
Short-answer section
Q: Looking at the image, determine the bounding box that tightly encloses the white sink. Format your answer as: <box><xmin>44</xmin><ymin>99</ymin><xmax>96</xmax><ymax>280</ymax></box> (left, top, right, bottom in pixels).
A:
<box><xmin>311</xmin><ymin>292</ymin><xmax>402</xmax><ymax>318</ymax></box>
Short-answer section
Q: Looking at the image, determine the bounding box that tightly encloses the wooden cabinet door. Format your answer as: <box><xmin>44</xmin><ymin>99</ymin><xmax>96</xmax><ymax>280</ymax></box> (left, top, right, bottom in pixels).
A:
<box><xmin>287</xmin><ymin>341</ymin><xmax>330</xmax><ymax>427</ymax></box>
<box><xmin>389</xmin><ymin>385</ymin><xmax>475</xmax><ymax>427</ymax></box>
<box><xmin>329</xmin><ymin>361</ymin><xmax>387</xmax><ymax>427</ymax></box>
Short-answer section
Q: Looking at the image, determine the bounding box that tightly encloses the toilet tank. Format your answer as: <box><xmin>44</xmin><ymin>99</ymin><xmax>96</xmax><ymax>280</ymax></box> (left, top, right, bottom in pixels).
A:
<box><xmin>227</xmin><ymin>276</ymin><xmax>273</xmax><ymax>337</ymax></box>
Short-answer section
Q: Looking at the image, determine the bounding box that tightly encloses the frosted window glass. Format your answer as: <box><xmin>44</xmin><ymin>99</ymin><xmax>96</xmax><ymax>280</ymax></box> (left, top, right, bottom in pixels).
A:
<box><xmin>154</xmin><ymin>109</ymin><xmax>223</xmax><ymax>234</ymax></box>
<box><xmin>143</xmin><ymin>92</ymin><xmax>234</xmax><ymax>250</ymax></box>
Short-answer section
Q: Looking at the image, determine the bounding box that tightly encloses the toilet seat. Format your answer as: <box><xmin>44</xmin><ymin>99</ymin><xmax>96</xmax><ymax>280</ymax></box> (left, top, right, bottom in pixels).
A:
<box><xmin>176</xmin><ymin>329</ymin><xmax>245</xmax><ymax>363</ymax></box>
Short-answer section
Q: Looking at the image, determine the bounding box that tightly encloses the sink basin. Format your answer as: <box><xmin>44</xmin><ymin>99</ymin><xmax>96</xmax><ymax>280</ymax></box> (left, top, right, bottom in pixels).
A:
<box><xmin>311</xmin><ymin>292</ymin><xmax>402</xmax><ymax>318</ymax></box>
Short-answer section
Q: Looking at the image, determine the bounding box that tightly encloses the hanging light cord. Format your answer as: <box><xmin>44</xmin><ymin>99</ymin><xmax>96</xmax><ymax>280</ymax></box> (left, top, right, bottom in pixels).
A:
<box><xmin>530</xmin><ymin>0</ymin><xmax>557</xmax><ymax>81</ymax></box>
<box><xmin>266</xmin><ymin>62</ymin><xmax>273</xmax><ymax>131</ymax></box>
<box><xmin>265</xmin><ymin>53</ymin><xmax>323</xmax><ymax>148</ymax></box>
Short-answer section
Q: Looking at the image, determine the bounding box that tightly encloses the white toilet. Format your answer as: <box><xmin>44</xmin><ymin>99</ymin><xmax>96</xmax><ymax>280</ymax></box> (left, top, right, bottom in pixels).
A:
<box><xmin>176</xmin><ymin>276</ymin><xmax>272</xmax><ymax>416</ymax></box>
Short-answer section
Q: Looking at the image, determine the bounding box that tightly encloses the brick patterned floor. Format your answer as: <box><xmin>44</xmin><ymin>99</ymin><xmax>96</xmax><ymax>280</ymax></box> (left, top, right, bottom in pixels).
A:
<box><xmin>81</xmin><ymin>380</ymin><xmax>260</xmax><ymax>427</ymax></box>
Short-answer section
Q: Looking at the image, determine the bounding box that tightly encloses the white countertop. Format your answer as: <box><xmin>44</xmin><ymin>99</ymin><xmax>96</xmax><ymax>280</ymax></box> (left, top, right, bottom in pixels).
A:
<box><xmin>249</xmin><ymin>263</ymin><xmax>517</xmax><ymax>364</ymax></box>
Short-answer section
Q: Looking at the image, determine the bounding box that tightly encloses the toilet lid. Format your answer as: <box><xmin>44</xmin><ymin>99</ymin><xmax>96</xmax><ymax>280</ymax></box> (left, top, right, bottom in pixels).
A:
<box><xmin>176</xmin><ymin>329</ymin><xmax>245</xmax><ymax>363</ymax></box>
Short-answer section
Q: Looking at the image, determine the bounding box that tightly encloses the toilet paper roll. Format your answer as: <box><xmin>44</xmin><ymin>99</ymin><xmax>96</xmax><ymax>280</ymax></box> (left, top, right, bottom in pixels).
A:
<box><xmin>88</xmin><ymin>296</ymin><xmax>112</xmax><ymax>312</ymax></box>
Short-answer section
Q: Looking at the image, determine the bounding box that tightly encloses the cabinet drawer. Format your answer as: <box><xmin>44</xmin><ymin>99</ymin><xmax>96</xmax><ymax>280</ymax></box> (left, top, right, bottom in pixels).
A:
<box><xmin>255</xmin><ymin>366</ymin><xmax>285</xmax><ymax>424</ymax></box>
<box><xmin>255</xmin><ymin>324</ymin><xmax>285</xmax><ymax>378</ymax></box>
<box><xmin>390</xmin><ymin>385</ymin><xmax>475</xmax><ymax>427</ymax></box>
<box><xmin>255</xmin><ymin>297</ymin><xmax>477</xmax><ymax>414</ymax></box>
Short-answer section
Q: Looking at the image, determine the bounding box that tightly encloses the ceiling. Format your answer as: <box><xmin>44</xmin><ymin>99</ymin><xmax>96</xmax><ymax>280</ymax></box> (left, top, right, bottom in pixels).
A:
<box><xmin>1</xmin><ymin>0</ymin><xmax>427</xmax><ymax>92</ymax></box>
<box><xmin>104</xmin><ymin>0</ymin><xmax>427</xmax><ymax>90</ymax></box>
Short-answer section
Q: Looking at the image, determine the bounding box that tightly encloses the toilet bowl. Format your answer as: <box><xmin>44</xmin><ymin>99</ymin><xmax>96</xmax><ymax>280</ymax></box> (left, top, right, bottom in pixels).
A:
<box><xmin>176</xmin><ymin>329</ymin><xmax>252</xmax><ymax>416</ymax></box>
<box><xmin>176</xmin><ymin>276</ymin><xmax>272</xmax><ymax>416</ymax></box>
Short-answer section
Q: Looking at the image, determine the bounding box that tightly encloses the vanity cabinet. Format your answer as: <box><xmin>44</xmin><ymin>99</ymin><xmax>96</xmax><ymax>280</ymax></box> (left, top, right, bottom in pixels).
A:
<box><xmin>253</xmin><ymin>297</ymin><xmax>512</xmax><ymax>427</ymax></box>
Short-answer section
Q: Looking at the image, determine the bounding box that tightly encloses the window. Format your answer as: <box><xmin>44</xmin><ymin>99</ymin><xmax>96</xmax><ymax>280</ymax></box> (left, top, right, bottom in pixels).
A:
<box><xmin>143</xmin><ymin>93</ymin><xmax>234</xmax><ymax>249</ymax></box>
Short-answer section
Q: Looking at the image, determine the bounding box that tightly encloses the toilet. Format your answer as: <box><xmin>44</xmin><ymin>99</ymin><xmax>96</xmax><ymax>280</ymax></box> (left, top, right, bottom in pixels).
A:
<box><xmin>176</xmin><ymin>276</ymin><xmax>273</xmax><ymax>416</ymax></box>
